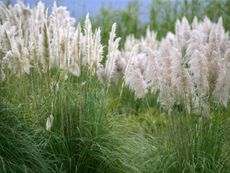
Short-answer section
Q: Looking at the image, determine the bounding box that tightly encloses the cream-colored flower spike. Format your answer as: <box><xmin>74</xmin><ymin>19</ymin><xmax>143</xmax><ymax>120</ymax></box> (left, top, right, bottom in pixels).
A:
<box><xmin>46</xmin><ymin>114</ymin><xmax>54</xmax><ymax>131</ymax></box>
<box><xmin>81</xmin><ymin>14</ymin><xmax>103</xmax><ymax>73</ymax></box>
<box><xmin>82</xmin><ymin>14</ymin><xmax>93</xmax><ymax>67</ymax></box>
<box><xmin>124</xmin><ymin>53</ymin><xmax>147</xmax><ymax>98</ymax></box>
<box><xmin>101</xmin><ymin>23</ymin><xmax>121</xmax><ymax>83</ymax></box>
<box><xmin>91</xmin><ymin>28</ymin><xmax>103</xmax><ymax>73</ymax></box>
<box><xmin>144</xmin><ymin>48</ymin><xmax>159</xmax><ymax>94</ymax></box>
<box><xmin>49</xmin><ymin>2</ymin><xmax>75</xmax><ymax>68</ymax></box>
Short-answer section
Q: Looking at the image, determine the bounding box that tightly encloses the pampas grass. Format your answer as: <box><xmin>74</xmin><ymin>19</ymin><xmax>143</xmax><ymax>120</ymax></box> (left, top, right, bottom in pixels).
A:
<box><xmin>1</xmin><ymin>1</ymin><xmax>230</xmax><ymax>173</ymax></box>
<box><xmin>2</xmin><ymin>2</ymin><xmax>230</xmax><ymax>113</ymax></box>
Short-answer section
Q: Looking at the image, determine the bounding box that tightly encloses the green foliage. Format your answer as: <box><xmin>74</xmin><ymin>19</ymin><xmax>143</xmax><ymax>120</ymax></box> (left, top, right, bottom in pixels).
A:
<box><xmin>0</xmin><ymin>68</ymin><xmax>158</xmax><ymax>173</ymax></box>
<box><xmin>0</xmin><ymin>101</ymin><xmax>51</xmax><ymax>173</ymax></box>
<box><xmin>154</xmin><ymin>112</ymin><xmax>230</xmax><ymax>173</ymax></box>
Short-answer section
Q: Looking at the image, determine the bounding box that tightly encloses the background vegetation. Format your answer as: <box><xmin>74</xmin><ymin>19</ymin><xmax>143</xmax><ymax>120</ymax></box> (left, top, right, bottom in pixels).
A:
<box><xmin>91</xmin><ymin>0</ymin><xmax>230</xmax><ymax>46</ymax></box>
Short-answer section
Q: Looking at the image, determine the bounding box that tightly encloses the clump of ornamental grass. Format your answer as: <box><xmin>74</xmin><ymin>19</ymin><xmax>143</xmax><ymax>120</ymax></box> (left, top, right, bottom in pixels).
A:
<box><xmin>105</xmin><ymin>16</ymin><xmax>230</xmax><ymax>115</ymax></box>
<box><xmin>157</xmin><ymin>17</ymin><xmax>230</xmax><ymax>115</ymax></box>
<box><xmin>39</xmin><ymin>68</ymin><xmax>159</xmax><ymax>173</ymax></box>
<box><xmin>151</xmin><ymin>111</ymin><xmax>230</xmax><ymax>173</ymax></box>
<box><xmin>0</xmin><ymin>62</ymin><xmax>159</xmax><ymax>173</ymax></box>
